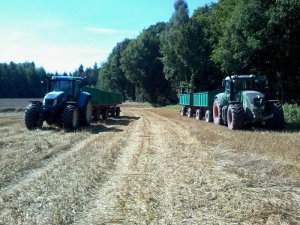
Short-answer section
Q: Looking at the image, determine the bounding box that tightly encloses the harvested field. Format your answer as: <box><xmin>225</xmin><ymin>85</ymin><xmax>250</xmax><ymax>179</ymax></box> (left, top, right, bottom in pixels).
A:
<box><xmin>0</xmin><ymin>107</ymin><xmax>299</xmax><ymax>224</ymax></box>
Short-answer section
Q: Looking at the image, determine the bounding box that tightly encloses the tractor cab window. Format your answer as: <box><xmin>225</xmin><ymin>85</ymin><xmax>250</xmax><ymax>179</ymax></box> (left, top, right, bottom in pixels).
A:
<box><xmin>52</xmin><ymin>81</ymin><xmax>73</xmax><ymax>96</ymax></box>
<box><xmin>74</xmin><ymin>80</ymin><xmax>81</xmax><ymax>96</ymax></box>
<box><xmin>233</xmin><ymin>79</ymin><xmax>255</xmax><ymax>91</ymax></box>
<box><xmin>225</xmin><ymin>81</ymin><xmax>231</xmax><ymax>94</ymax></box>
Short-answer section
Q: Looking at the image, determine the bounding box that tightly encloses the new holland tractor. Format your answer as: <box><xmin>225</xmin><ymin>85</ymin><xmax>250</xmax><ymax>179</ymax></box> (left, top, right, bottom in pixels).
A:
<box><xmin>25</xmin><ymin>76</ymin><xmax>93</xmax><ymax>130</ymax></box>
<box><xmin>213</xmin><ymin>75</ymin><xmax>284</xmax><ymax>130</ymax></box>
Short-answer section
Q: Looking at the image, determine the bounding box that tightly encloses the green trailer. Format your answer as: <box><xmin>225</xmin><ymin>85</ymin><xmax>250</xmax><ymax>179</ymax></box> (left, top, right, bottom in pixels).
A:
<box><xmin>83</xmin><ymin>87</ymin><xmax>122</xmax><ymax>120</ymax></box>
<box><xmin>179</xmin><ymin>89</ymin><xmax>222</xmax><ymax>122</ymax></box>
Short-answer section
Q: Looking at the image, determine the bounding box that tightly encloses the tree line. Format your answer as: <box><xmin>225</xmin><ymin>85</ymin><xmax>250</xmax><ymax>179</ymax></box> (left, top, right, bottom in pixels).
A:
<box><xmin>97</xmin><ymin>0</ymin><xmax>300</xmax><ymax>104</ymax></box>
<box><xmin>0</xmin><ymin>62</ymin><xmax>99</xmax><ymax>98</ymax></box>
<box><xmin>1</xmin><ymin>0</ymin><xmax>299</xmax><ymax>103</ymax></box>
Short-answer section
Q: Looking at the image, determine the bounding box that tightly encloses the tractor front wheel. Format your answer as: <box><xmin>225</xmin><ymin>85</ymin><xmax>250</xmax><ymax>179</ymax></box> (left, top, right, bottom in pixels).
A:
<box><xmin>213</xmin><ymin>99</ymin><xmax>223</xmax><ymax>125</ymax></box>
<box><xmin>62</xmin><ymin>105</ymin><xmax>79</xmax><ymax>130</ymax></box>
<box><xmin>25</xmin><ymin>103</ymin><xmax>43</xmax><ymax>130</ymax></box>
<box><xmin>227</xmin><ymin>104</ymin><xmax>245</xmax><ymax>130</ymax></box>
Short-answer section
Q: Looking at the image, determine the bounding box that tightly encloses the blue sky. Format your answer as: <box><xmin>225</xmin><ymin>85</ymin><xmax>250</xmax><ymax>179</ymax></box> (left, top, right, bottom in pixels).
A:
<box><xmin>0</xmin><ymin>0</ymin><xmax>217</xmax><ymax>73</ymax></box>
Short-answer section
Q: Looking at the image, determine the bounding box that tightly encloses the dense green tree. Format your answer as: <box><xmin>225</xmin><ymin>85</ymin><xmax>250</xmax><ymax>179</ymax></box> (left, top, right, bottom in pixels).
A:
<box><xmin>120</xmin><ymin>23</ymin><xmax>176</xmax><ymax>104</ymax></box>
<box><xmin>97</xmin><ymin>39</ymin><xmax>134</xmax><ymax>100</ymax></box>
<box><xmin>211</xmin><ymin>0</ymin><xmax>300</xmax><ymax>100</ymax></box>
<box><xmin>160</xmin><ymin>0</ymin><xmax>190</xmax><ymax>89</ymax></box>
<box><xmin>0</xmin><ymin>62</ymin><xmax>47</xmax><ymax>98</ymax></box>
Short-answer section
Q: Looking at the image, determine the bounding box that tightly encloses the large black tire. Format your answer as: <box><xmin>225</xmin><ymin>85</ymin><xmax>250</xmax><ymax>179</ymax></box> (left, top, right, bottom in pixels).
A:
<box><xmin>180</xmin><ymin>107</ymin><xmax>187</xmax><ymax>116</ymax></box>
<box><xmin>187</xmin><ymin>108</ymin><xmax>193</xmax><ymax>118</ymax></box>
<box><xmin>205</xmin><ymin>110</ymin><xmax>213</xmax><ymax>123</ymax></box>
<box><xmin>83</xmin><ymin>99</ymin><xmax>93</xmax><ymax>125</ymax></box>
<box><xmin>195</xmin><ymin>109</ymin><xmax>201</xmax><ymax>120</ymax></box>
<box><xmin>101</xmin><ymin>108</ymin><xmax>109</xmax><ymax>120</ymax></box>
<box><xmin>92</xmin><ymin>109</ymin><xmax>100</xmax><ymax>121</ymax></box>
<box><xmin>265</xmin><ymin>102</ymin><xmax>284</xmax><ymax>129</ymax></box>
<box><xmin>25</xmin><ymin>103</ymin><xmax>43</xmax><ymax>130</ymax></box>
<box><xmin>227</xmin><ymin>104</ymin><xmax>245</xmax><ymax>130</ymax></box>
<box><xmin>116</xmin><ymin>107</ymin><xmax>121</xmax><ymax>117</ymax></box>
<box><xmin>213</xmin><ymin>99</ymin><xmax>223</xmax><ymax>125</ymax></box>
<box><xmin>61</xmin><ymin>105</ymin><xmax>79</xmax><ymax>130</ymax></box>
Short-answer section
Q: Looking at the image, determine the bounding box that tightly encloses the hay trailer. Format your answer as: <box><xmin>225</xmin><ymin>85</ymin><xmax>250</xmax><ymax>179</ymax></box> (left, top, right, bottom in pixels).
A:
<box><xmin>179</xmin><ymin>89</ymin><xmax>222</xmax><ymax>122</ymax></box>
<box><xmin>82</xmin><ymin>87</ymin><xmax>122</xmax><ymax>121</ymax></box>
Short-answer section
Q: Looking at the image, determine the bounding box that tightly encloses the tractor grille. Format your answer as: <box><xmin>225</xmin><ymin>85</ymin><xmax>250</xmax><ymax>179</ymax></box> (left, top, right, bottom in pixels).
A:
<box><xmin>44</xmin><ymin>99</ymin><xmax>54</xmax><ymax>106</ymax></box>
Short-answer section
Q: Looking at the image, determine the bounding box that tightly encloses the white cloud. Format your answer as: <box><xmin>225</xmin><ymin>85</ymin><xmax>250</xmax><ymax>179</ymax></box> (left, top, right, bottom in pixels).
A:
<box><xmin>85</xmin><ymin>26</ymin><xmax>138</xmax><ymax>36</ymax></box>
<box><xmin>0</xmin><ymin>45</ymin><xmax>111</xmax><ymax>73</ymax></box>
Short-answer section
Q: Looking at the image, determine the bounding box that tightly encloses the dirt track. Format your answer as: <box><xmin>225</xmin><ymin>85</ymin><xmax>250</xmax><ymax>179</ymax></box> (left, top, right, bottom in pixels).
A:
<box><xmin>0</xmin><ymin>107</ymin><xmax>299</xmax><ymax>224</ymax></box>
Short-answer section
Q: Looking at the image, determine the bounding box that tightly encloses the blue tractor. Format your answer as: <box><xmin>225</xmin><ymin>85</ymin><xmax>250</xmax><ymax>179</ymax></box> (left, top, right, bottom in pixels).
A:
<box><xmin>25</xmin><ymin>76</ymin><xmax>93</xmax><ymax>130</ymax></box>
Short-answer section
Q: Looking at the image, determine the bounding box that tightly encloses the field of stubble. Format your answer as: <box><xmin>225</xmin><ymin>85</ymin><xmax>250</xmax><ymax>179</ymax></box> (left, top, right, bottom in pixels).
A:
<box><xmin>0</xmin><ymin>104</ymin><xmax>299</xmax><ymax>224</ymax></box>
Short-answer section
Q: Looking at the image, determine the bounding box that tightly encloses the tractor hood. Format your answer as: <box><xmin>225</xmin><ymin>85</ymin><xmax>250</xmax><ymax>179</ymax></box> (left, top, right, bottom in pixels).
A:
<box><xmin>43</xmin><ymin>91</ymin><xmax>66</xmax><ymax>108</ymax></box>
<box><xmin>241</xmin><ymin>90</ymin><xmax>265</xmax><ymax>111</ymax></box>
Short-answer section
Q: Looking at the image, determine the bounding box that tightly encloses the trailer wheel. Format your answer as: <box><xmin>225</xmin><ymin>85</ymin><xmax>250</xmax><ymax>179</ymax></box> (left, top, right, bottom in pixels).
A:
<box><xmin>116</xmin><ymin>107</ymin><xmax>121</xmax><ymax>117</ymax></box>
<box><xmin>187</xmin><ymin>108</ymin><xmax>193</xmax><ymax>118</ymax></box>
<box><xmin>62</xmin><ymin>105</ymin><xmax>79</xmax><ymax>130</ymax></box>
<box><xmin>205</xmin><ymin>110</ymin><xmax>213</xmax><ymax>123</ymax></box>
<box><xmin>25</xmin><ymin>103</ymin><xmax>43</xmax><ymax>130</ymax></box>
<box><xmin>227</xmin><ymin>104</ymin><xmax>245</xmax><ymax>130</ymax></box>
<box><xmin>213</xmin><ymin>99</ymin><xmax>223</xmax><ymax>125</ymax></box>
<box><xmin>195</xmin><ymin>109</ymin><xmax>201</xmax><ymax>120</ymax></box>
<box><xmin>180</xmin><ymin>107</ymin><xmax>187</xmax><ymax>116</ymax></box>
<box><xmin>92</xmin><ymin>109</ymin><xmax>100</xmax><ymax>121</ymax></box>
<box><xmin>84</xmin><ymin>99</ymin><xmax>93</xmax><ymax>125</ymax></box>
<box><xmin>265</xmin><ymin>102</ymin><xmax>284</xmax><ymax>129</ymax></box>
<box><xmin>101</xmin><ymin>108</ymin><xmax>109</xmax><ymax>120</ymax></box>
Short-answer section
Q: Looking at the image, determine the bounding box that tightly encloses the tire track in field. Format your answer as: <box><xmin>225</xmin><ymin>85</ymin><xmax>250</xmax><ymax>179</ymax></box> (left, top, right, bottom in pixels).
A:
<box><xmin>77</xmin><ymin>108</ymin><xmax>211</xmax><ymax>224</ymax></box>
<box><xmin>0</xmin><ymin>113</ymin><xmax>140</xmax><ymax>224</ymax></box>
<box><xmin>74</xmin><ymin>108</ymin><xmax>149</xmax><ymax>224</ymax></box>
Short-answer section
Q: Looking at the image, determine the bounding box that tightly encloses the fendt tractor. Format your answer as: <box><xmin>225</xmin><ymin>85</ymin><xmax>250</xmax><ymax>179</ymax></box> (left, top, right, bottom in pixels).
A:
<box><xmin>179</xmin><ymin>75</ymin><xmax>284</xmax><ymax>130</ymax></box>
<box><xmin>24</xmin><ymin>76</ymin><xmax>122</xmax><ymax>130</ymax></box>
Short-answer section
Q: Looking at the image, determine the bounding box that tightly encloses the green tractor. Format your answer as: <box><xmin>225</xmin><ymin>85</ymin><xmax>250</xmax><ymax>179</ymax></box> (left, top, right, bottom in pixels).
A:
<box><xmin>213</xmin><ymin>75</ymin><xmax>284</xmax><ymax>130</ymax></box>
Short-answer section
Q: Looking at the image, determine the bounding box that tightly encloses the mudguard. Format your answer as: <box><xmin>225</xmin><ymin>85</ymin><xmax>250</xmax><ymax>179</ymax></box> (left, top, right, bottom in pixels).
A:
<box><xmin>215</xmin><ymin>93</ymin><xmax>228</xmax><ymax>106</ymax></box>
<box><xmin>77</xmin><ymin>92</ymin><xmax>92</xmax><ymax>111</ymax></box>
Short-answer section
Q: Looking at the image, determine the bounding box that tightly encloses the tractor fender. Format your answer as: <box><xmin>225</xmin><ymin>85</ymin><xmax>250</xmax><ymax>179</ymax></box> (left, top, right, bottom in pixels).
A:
<box><xmin>214</xmin><ymin>93</ymin><xmax>228</xmax><ymax>106</ymax></box>
<box><xmin>77</xmin><ymin>92</ymin><xmax>92</xmax><ymax>111</ymax></box>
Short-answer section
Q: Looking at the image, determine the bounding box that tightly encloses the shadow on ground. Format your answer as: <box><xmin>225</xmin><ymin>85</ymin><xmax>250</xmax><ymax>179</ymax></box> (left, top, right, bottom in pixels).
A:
<box><xmin>80</xmin><ymin>116</ymin><xmax>141</xmax><ymax>134</ymax></box>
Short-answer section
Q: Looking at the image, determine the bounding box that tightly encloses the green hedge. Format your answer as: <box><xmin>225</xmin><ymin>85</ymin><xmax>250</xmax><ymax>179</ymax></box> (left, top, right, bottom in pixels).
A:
<box><xmin>283</xmin><ymin>103</ymin><xmax>300</xmax><ymax>127</ymax></box>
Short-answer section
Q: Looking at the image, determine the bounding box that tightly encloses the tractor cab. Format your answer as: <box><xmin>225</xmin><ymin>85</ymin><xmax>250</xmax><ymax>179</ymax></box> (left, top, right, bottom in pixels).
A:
<box><xmin>43</xmin><ymin>76</ymin><xmax>83</xmax><ymax>108</ymax></box>
<box><xmin>49</xmin><ymin>76</ymin><xmax>83</xmax><ymax>99</ymax></box>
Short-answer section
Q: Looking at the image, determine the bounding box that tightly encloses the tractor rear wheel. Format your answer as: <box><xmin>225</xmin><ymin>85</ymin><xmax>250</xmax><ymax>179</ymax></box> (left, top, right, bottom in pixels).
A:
<box><xmin>265</xmin><ymin>102</ymin><xmax>284</xmax><ymax>129</ymax></box>
<box><xmin>227</xmin><ymin>104</ymin><xmax>245</xmax><ymax>130</ymax></box>
<box><xmin>62</xmin><ymin>105</ymin><xmax>79</xmax><ymax>130</ymax></box>
<box><xmin>25</xmin><ymin>103</ymin><xmax>43</xmax><ymax>130</ymax></box>
<box><xmin>205</xmin><ymin>110</ymin><xmax>213</xmax><ymax>123</ymax></box>
<box><xmin>213</xmin><ymin>99</ymin><xmax>223</xmax><ymax>125</ymax></box>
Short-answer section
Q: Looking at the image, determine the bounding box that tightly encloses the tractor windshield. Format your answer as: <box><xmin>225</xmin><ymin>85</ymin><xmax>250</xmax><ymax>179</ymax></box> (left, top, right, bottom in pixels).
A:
<box><xmin>51</xmin><ymin>81</ymin><xmax>73</xmax><ymax>96</ymax></box>
<box><xmin>233</xmin><ymin>79</ymin><xmax>256</xmax><ymax>91</ymax></box>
